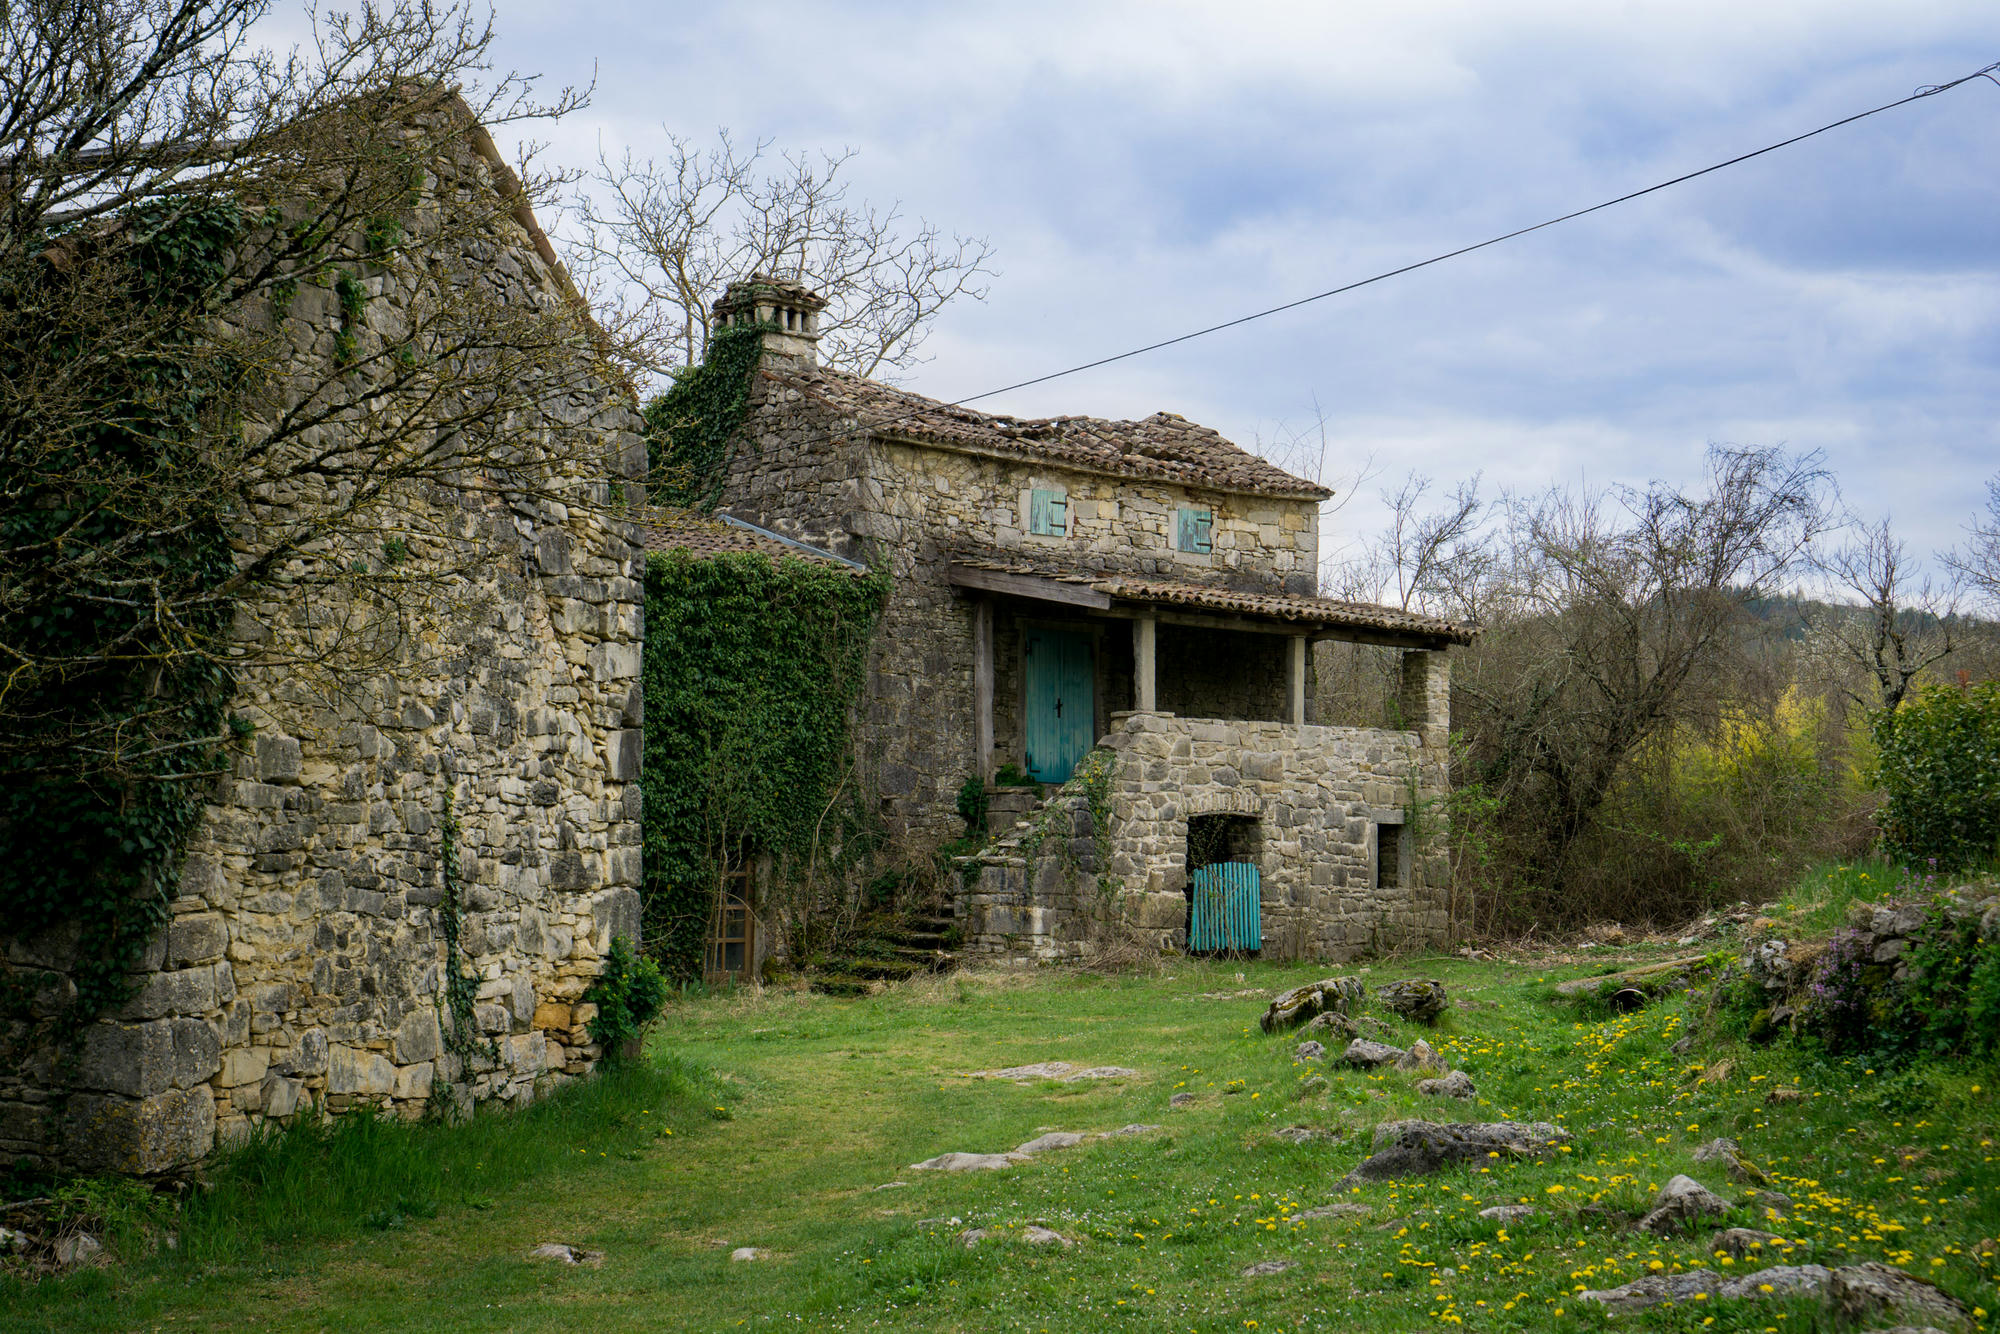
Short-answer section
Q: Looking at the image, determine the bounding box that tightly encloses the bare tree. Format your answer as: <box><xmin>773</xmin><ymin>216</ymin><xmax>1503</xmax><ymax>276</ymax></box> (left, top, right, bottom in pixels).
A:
<box><xmin>1</xmin><ymin>1</ymin><xmax>595</xmax><ymax>793</ymax></box>
<box><xmin>1945</xmin><ymin>474</ymin><xmax>2000</xmax><ymax>614</ymax></box>
<box><xmin>1811</xmin><ymin>514</ymin><xmax>1959</xmax><ymax>714</ymax></box>
<box><xmin>569</xmin><ymin>131</ymin><xmax>995</xmax><ymax>380</ymax></box>
<box><xmin>1453</xmin><ymin>445</ymin><xmax>1834</xmax><ymax>907</ymax></box>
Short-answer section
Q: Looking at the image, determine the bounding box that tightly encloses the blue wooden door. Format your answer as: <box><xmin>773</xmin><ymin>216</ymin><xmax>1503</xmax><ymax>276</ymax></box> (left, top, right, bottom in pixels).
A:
<box><xmin>1023</xmin><ymin>628</ymin><xmax>1094</xmax><ymax>783</ymax></box>
<box><xmin>1189</xmin><ymin>862</ymin><xmax>1262</xmax><ymax>953</ymax></box>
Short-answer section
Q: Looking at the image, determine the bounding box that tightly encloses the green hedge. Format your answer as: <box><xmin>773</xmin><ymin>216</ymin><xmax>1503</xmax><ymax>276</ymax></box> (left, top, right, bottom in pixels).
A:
<box><xmin>1875</xmin><ymin>681</ymin><xmax>2000</xmax><ymax>870</ymax></box>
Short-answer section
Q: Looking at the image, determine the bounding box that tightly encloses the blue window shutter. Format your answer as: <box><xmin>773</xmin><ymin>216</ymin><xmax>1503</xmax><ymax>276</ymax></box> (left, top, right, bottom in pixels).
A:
<box><xmin>1177</xmin><ymin>507</ymin><xmax>1212</xmax><ymax>553</ymax></box>
<box><xmin>1030</xmin><ymin>488</ymin><xmax>1067</xmax><ymax>536</ymax></box>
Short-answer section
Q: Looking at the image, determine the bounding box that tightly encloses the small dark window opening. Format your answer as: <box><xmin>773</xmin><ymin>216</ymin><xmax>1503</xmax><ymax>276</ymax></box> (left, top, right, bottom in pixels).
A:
<box><xmin>1375</xmin><ymin>822</ymin><xmax>1404</xmax><ymax>890</ymax></box>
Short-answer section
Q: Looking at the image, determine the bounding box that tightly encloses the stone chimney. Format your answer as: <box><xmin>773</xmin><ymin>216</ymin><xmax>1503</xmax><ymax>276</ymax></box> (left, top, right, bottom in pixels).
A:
<box><xmin>711</xmin><ymin>273</ymin><xmax>826</xmax><ymax>364</ymax></box>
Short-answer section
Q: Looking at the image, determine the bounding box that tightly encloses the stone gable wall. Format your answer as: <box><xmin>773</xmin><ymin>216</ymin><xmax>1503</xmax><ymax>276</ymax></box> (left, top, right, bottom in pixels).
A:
<box><xmin>0</xmin><ymin>133</ymin><xmax>647</xmax><ymax>1176</ymax></box>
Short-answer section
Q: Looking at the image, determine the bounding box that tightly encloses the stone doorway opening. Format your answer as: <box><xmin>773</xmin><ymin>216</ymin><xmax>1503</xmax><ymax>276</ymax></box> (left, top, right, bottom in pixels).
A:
<box><xmin>1184</xmin><ymin>813</ymin><xmax>1262</xmax><ymax>955</ymax></box>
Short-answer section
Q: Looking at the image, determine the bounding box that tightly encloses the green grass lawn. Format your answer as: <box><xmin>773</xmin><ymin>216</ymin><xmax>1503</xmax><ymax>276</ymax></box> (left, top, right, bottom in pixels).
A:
<box><xmin>5</xmin><ymin>929</ymin><xmax>1997</xmax><ymax>1332</ymax></box>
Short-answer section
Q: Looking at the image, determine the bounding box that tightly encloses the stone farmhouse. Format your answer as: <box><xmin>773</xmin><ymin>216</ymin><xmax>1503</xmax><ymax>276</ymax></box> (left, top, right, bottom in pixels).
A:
<box><xmin>1</xmin><ymin>105</ymin><xmax>647</xmax><ymax>1174</ymax></box>
<box><xmin>707</xmin><ymin>277</ymin><xmax>1472</xmax><ymax>966</ymax></box>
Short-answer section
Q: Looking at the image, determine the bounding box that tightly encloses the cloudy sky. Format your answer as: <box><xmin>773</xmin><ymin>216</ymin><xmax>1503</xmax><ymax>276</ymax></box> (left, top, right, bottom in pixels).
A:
<box><xmin>475</xmin><ymin>1</ymin><xmax>1998</xmax><ymax>576</ymax></box>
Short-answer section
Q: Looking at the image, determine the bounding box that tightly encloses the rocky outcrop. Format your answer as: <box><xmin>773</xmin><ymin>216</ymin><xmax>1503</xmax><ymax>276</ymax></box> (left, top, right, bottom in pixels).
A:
<box><xmin>1340</xmin><ymin>1120</ymin><xmax>1570</xmax><ymax>1184</ymax></box>
<box><xmin>1261</xmin><ymin>976</ymin><xmax>1366</xmax><ymax>1033</ymax></box>
<box><xmin>1375</xmin><ymin>978</ymin><xmax>1447</xmax><ymax>1025</ymax></box>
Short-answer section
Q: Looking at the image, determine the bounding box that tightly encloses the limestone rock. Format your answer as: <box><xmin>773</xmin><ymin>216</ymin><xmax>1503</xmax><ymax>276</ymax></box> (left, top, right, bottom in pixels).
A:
<box><xmin>1341</xmin><ymin>1120</ymin><xmax>1570</xmax><ymax>1184</ymax></box>
<box><xmin>967</xmin><ymin>1062</ymin><xmax>1137</xmax><ymax>1083</ymax></box>
<box><xmin>1293</xmin><ymin>1039</ymin><xmax>1326</xmax><ymax>1062</ymax></box>
<box><xmin>957</xmin><ymin>1229</ymin><xmax>989</xmax><ymax>1249</ymax></box>
<box><xmin>1709</xmin><ymin>1227</ymin><xmax>1784</xmax><ymax>1261</ymax></box>
<box><xmin>529</xmin><ymin>1242</ymin><xmax>604</xmax><ymax>1266</ymax></box>
<box><xmin>1416</xmin><ymin>1070</ymin><xmax>1475</xmax><ymax>1099</ymax></box>
<box><xmin>1020</xmin><ymin>1225</ymin><xmax>1072</xmax><ymax>1248</ymax></box>
<box><xmin>54</xmin><ymin>1233</ymin><xmax>103</xmax><ymax>1268</ymax></box>
<box><xmin>1478</xmin><ymin>1204</ymin><xmax>1538</xmax><ymax>1222</ymax></box>
<box><xmin>1827</xmin><ymin>1261</ymin><xmax>1972</xmax><ymax>1330</ymax></box>
<box><xmin>1169</xmin><ymin>1092</ymin><xmax>1196</xmax><ymax>1108</ymax></box>
<box><xmin>1394</xmin><ymin>1039</ymin><xmax>1445</xmax><ymax>1073</ymax></box>
<box><xmin>0</xmin><ymin>1226</ymin><xmax>27</xmax><ymax>1253</ymax></box>
<box><xmin>1580</xmin><ymin>1268</ymin><xmax>1727</xmax><ymax>1311</ymax></box>
<box><xmin>1014</xmin><ymin>1132</ymin><xmax>1089</xmax><ymax>1156</ymax></box>
<box><xmin>1272</xmin><ymin>1125</ymin><xmax>1329</xmax><ymax>1145</ymax></box>
<box><xmin>1298</xmin><ymin>1075</ymin><xmax>1330</xmax><ymax>1097</ymax></box>
<box><xmin>728</xmin><ymin>1246</ymin><xmax>767</xmax><ymax>1262</ymax></box>
<box><xmin>1339</xmin><ymin>1039</ymin><xmax>1406</xmax><ymax>1070</ymax></box>
<box><xmin>1578</xmin><ymin>1261</ymin><xmax>1966</xmax><ymax>1328</ymax></box>
<box><xmin>1240</xmin><ymin>1259</ymin><xmax>1297</xmax><ymax>1277</ymax></box>
<box><xmin>1302</xmin><ymin>1011</ymin><xmax>1358</xmax><ymax>1041</ymax></box>
<box><xmin>1637</xmin><ymin>1175</ymin><xmax>1733</xmax><ymax>1236</ymax></box>
<box><xmin>1743</xmin><ymin>1189</ymin><xmax>1794</xmax><ymax>1216</ymax></box>
<box><xmin>1375</xmin><ymin>978</ymin><xmax>1447</xmax><ymax>1025</ymax></box>
<box><xmin>909</xmin><ymin>1151</ymin><xmax>1022</xmax><ymax>1172</ymax></box>
<box><xmin>1260</xmin><ymin>976</ymin><xmax>1366</xmax><ymax>1033</ymax></box>
<box><xmin>1295</xmin><ymin>1203</ymin><xmax>1370</xmax><ymax>1221</ymax></box>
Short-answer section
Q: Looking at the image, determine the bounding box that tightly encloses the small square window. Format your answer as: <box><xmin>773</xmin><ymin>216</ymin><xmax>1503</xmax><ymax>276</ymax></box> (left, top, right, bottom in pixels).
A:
<box><xmin>1029</xmin><ymin>487</ymin><xmax>1068</xmax><ymax>536</ymax></box>
<box><xmin>1176</xmin><ymin>506</ymin><xmax>1213</xmax><ymax>553</ymax></box>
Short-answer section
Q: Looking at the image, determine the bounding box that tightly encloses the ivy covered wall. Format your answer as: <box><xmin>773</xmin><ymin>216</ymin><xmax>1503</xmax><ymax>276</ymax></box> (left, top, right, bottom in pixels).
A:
<box><xmin>640</xmin><ymin>548</ymin><xmax>887</xmax><ymax>981</ymax></box>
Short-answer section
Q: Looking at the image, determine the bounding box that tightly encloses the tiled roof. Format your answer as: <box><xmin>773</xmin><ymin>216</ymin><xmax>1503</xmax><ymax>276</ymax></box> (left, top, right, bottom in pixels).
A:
<box><xmin>1095</xmin><ymin>576</ymin><xmax>1473</xmax><ymax>644</ymax></box>
<box><xmin>763</xmin><ymin>364</ymin><xmax>1332</xmax><ymax>501</ymax></box>
<box><xmin>639</xmin><ymin>510</ymin><xmax>865</xmax><ymax>573</ymax></box>
<box><xmin>949</xmin><ymin>551</ymin><xmax>1473</xmax><ymax>644</ymax></box>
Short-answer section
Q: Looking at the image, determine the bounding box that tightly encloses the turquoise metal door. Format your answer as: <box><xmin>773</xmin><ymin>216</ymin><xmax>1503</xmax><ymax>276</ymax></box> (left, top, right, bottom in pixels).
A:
<box><xmin>1023</xmin><ymin>628</ymin><xmax>1093</xmax><ymax>783</ymax></box>
<box><xmin>1189</xmin><ymin>862</ymin><xmax>1262</xmax><ymax>953</ymax></box>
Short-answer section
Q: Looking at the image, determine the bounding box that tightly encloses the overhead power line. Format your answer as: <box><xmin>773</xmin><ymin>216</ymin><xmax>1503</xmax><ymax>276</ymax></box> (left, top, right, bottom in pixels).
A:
<box><xmin>947</xmin><ymin>59</ymin><xmax>2000</xmax><ymax>409</ymax></box>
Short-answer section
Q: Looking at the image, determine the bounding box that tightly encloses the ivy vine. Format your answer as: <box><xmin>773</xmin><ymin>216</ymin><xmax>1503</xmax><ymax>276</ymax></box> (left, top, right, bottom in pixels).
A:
<box><xmin>643</xmin><ymin>322</ymin><xmax>769</xmax><ymax>510</ymax></box>
<box><xmin>641</xmin><ymin>550</ymin><xmax>887</xmax><ymax>981</ymax></box>
<box><xmin>0</xmin><ymin>200</ymin><xmax>249</xmax><ymax>1030</ymax></box>
<box><xmin>433</xmin><ymin>785</ymin><xmax>494</xmax><ymax>1063</ymax></box>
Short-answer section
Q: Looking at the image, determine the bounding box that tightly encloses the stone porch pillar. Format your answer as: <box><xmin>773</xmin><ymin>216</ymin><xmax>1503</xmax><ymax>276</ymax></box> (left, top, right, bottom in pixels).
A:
<box><xmin>1288</xmin><ymin>635</ymin><xmax>1307</xmax><ymax>724</ymax></box>
<box><xmin>973</xmin><ymin>599</ymin><xmax>994</xmax><ymax>781</ymax></box>
<box><xmin>1133</xmin><ymin>615</ymin><xmax>1158</xmax><ymax>712</ymax></box>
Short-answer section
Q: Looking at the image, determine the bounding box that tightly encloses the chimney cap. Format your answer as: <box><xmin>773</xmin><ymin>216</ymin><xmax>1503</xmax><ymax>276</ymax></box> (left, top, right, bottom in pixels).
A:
<box><xmin>711</xmin><ymin>272</ymin><xmax>826</xmax><ymax>364</ymax></box>
<box><xmin>711</xmin><ymin>272</ymin><xmax>828</xmax><ymax>320</ymax></box>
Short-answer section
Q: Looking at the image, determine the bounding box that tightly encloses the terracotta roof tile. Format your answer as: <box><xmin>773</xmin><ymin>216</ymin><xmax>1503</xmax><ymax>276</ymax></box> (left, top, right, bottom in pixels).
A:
<box><xmin>639</xmin><ymin>509</ymin><xmax>864</xmax><ymax>572</ymax></box>
<box><xmin>764</xmin><ymin>364</ymin><xmax>1332</xmax><ymax>501</ymax></box>
<box><xmin>948</xmin><ymin>550</ymin><xmax>1472</xmax><ymax>644</ymax></box>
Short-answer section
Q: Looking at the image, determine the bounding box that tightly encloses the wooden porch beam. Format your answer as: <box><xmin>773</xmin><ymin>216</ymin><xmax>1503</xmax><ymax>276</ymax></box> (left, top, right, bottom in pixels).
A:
<box><xmin>947</xmin><ymin>563</ymin><xmax>1112</xmax><ymax>609</ymax></box>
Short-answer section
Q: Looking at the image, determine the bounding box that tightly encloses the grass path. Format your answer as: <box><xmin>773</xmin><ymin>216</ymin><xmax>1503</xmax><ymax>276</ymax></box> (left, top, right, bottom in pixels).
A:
<box><xmin>6</xmin><ymin>943</ymin><xmax>1998</xmax><ymax>1332</ymax></box>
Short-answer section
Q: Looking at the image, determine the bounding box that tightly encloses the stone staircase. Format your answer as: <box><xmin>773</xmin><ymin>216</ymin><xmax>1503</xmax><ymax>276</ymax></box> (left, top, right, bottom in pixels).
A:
<box><xmin>985</xmin><ymin>784</ymin><xmax>1047</xmax><ymax>837</ymax></box>
<box><xmin>807</xmin><ymin>909</ymin><xmax>962</xmax><ymax>997</ymax></box>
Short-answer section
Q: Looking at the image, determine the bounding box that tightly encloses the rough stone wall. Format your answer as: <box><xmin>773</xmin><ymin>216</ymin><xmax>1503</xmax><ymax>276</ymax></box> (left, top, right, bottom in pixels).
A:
<box><xmin>0</xmin><ymin>128</ymin><xmax>647</xmax><ymax>1175</ymax></box>
<box><xmin>963</xmin><ymin>712</ymin><xmax>1451</xmax><ymax>963</ymax></box>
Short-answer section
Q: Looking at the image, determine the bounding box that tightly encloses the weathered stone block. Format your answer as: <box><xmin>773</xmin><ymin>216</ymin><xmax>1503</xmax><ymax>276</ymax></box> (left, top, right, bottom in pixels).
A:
<box><xmin>74</xmin><ymin>1020</ymin><xmax>176</xmax><ymax>1097</ymax></box>
<box><xmin>64</xmin><ymin>1086</ymin><xmax>215</xmax><ymax>1174</ymax></box>
<box><xmin>394</xmin><ymin>1010</ymin><xmax>443</xmax><ymax>1065</ymax></box>
<box><xmin>326</xmin><ymin>1046</ymin><xmax>396</xmax><ymax>1096</ymax></box>
<box><xmin>117</xmin><ymin>967</ymin><xmax>216</xmax><ymax>1021</ymax></box>
<box><xmin>590</xmin><ymin>887</ymin><xmax>642</xmax><ymax>952</ymax></box>
<box><xmin>164</xmin><ymin>914</ymin><xmax>229</xmax><ymax>967</ymax></box>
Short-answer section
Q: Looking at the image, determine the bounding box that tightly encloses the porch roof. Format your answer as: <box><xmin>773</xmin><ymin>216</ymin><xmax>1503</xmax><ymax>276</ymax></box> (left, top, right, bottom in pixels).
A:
<box><xmin>946</xmin><ymin>552</ymin><xmax>1473</xmax><ymax>648</ymax></box>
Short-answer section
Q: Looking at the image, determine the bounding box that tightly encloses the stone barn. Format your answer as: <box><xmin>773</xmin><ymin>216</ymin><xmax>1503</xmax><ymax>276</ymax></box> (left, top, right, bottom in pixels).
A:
<box><xmin>704</xmin><ymin>276</ymin><xmax>1471</xmax><ymax>964</ymax></box>
<box><xmin>0</xmin><ymin>101</ymin><xmax>648</xmax><ymax>1174</ymax></box>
